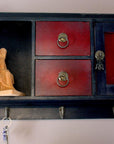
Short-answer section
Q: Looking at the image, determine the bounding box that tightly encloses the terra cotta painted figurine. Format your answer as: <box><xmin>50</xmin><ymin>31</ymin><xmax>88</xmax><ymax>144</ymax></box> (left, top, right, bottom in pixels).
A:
<box><xmin>0</xmin><ymin>48</ymin><xmax>24</xmax><ymax>96</ymax></box>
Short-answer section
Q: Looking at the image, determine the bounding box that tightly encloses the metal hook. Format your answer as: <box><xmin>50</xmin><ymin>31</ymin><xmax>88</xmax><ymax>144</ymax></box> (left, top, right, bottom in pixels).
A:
<box><xmin>59</xmin><ymin>106</ymin><xmax>65</xmax><ymax>119</ymax></box>
<box><xmin>5</xmin><ymin>107</ymin><xmax>10</xmax><ymax>119</ymax></box>
<box><xmin>2</xmin><ymin>107</ymin><xmax>12</xmax><ymax>127</ymax></box>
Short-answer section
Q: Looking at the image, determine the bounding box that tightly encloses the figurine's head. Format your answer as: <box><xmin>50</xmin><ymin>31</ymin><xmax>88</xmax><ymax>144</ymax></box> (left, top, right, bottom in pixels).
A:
<box><xmin>0</xmin><ymin>48</ymin><xmax>7</xmax><ymax>59</ymax></box>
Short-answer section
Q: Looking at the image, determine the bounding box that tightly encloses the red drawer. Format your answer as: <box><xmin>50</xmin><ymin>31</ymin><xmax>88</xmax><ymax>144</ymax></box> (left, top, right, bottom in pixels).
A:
<box><xmin>35</xmin><ymin>60</ymin><xmax>92</xmax><ymax>96</ymax></box>
<box><xmin>36</xmin><ymin>21</ymin><xmax>90</xmax><ymax>56</ymax></box>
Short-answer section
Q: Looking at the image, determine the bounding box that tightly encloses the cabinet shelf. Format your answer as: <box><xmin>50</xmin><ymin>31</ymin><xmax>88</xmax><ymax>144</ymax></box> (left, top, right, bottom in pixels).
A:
<box><xmin>0</xmin><ymin>96</ymin><xmax>114</xmax><ymax>105</ymax></box>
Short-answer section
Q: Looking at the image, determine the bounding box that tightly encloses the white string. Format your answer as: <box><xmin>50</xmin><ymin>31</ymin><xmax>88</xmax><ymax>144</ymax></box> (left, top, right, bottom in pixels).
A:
<box><xmin>1</xmin><ymin>117</ymin><xmax>12</xmax><ymax>128</ymax></box>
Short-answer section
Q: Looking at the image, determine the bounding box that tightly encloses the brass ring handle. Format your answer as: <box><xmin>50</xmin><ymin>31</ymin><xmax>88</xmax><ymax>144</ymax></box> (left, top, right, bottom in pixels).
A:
<box><xmin>57</xmin><ymin>33</ymin><xmax>69</xmax><ymax>48</ymax></box>
<box><xmin>57</xmin><ymin>71</ymin><xmax>69</xmax><ymax>87</ymax></box>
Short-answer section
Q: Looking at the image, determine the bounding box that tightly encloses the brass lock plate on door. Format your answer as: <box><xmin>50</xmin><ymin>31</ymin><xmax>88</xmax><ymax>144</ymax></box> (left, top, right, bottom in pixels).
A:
<box><xmin>95</xmin><ymin>50</ymin><xmax>105</xmax><ymax>70</ymax></box>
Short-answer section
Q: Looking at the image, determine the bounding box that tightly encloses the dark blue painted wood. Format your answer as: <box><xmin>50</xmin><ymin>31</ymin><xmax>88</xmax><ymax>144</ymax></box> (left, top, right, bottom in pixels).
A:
<box><xmin>0</xmin><ymin>13</ymin><xmax>114</xmax><ymax>18</ymax></box>
<box><xmin>90</xmin><ymin>21</ymin><xmax>96</xmax><ymax>96</ymax></box>
<box><xmin>31</xmin><ymin>21</ymin><xmax>35</xmax><ymax>97</ymax></box>
<box><xmin>95</xmin><ymin>23</ymin><xmax>106</xmax><ymax>95</ymax></box>
<box><xmin>104</xmin><ymin>23</ymin><xmax>114</xmax><ymax>32</ymax></box>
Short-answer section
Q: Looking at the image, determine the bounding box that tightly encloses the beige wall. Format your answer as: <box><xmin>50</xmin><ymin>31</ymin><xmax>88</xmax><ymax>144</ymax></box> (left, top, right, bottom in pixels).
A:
<box><xmin>0</xmin><ymin>0</ymin><xmax>114</xmax><ymax>13</ymax></box>
<box><xmin>0</xmin><ymin>119</ymin><xmax>114</xmax><ymax>144</ymax></box>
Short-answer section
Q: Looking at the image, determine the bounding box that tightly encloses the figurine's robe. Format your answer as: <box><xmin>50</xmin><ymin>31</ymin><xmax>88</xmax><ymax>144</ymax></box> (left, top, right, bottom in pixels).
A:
<box><xmin>0</xmin><ymin>57</ymin><xmax>14</xmax><ymax>90</ymax></box>
<box><xmin>0</xmin><ymin>48</ymin><xmax>24</xmax><ymax>96</ymax></box>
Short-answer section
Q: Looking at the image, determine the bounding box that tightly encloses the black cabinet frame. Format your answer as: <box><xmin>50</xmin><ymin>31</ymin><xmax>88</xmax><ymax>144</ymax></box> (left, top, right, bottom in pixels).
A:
<box><xmin>0</xmin><ymin>13</ymin><xmax>114</xmax><ymax>119</ymax></box>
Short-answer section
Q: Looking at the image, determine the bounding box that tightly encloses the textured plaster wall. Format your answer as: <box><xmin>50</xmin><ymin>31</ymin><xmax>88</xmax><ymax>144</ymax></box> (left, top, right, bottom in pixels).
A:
<box><xmin>0</xmin><ymin>0</ymin><xmax>114</xmax><ymax>13</ymax></box>
<box><xmin>0</xmin><ymin>120</ymin><xmax>114</xmax><ymax>144</ymax></box>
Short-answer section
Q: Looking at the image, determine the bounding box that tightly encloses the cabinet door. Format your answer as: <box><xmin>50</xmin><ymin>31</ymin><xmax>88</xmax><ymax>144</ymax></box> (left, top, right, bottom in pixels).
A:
<box><xmin>95</xmin><ymin>23</ymin><xmax>114</xmax><ymax>95</ymax></box>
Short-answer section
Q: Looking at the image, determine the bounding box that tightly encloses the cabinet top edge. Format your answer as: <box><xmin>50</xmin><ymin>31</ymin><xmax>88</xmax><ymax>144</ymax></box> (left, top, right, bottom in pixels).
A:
<box><xmin>0</xmin><ymin>12</ymin><xmax>114</xmax><ymax>19</ymax></box>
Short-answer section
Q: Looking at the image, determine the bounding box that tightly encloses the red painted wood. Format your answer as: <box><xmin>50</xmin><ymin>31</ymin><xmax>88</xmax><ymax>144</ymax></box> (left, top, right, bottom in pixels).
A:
<box><xmin>35</xmin><ymin>60</ymin><xmax>92</xmax><ymax>96</ymax></box>
<box><xmin>105</xmin><ymin>33</ymin><xmax>114</xmax><ymax>84</ymax></box>
<box><xmin>36</xmin><ymin>21</ymin><xmax>90</xmax><ymax>56</ymax></box>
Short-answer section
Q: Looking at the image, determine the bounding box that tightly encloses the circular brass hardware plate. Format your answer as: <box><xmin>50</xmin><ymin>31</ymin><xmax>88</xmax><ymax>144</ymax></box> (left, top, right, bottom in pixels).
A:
<box><xmin>57</xmin><ymin>71</ymin><xmax>69</xmax><ymax>87</ymax></box>
<box><xmin>95</xmin><ymin>50</ymin><xmax>105</xmax><ymax>60</ymax></box>
<box><xmin>57</xmin><ymin>33</ymin><xmax>69</xmax><ymax>48</ymax></box>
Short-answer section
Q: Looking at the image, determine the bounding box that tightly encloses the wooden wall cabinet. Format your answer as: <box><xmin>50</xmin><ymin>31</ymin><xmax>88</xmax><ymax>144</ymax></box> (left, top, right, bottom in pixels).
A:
<box><xmin>0</xmin><ymin>13</ymin><xmax>114</xmax><ymax>119</ymax></box>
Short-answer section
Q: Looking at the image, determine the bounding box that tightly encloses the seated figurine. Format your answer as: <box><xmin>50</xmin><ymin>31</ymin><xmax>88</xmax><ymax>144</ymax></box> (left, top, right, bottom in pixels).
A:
<box><xmin>0</xmin><ymin>48</ymin><xmax>24</xmax><ymax>96</ymax></box>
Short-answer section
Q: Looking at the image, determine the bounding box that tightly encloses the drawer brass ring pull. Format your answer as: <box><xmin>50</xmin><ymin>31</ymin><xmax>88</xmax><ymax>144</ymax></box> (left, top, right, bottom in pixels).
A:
<box><xmin>57</xmin><ymin>33</ymin><xmax>69</xmax><ymax>48</ymax></box>
<box><xmin>57</xmin><ymin>71</ymin><xmax>69</xmax><ymax>87</ymax></box>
